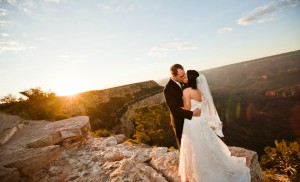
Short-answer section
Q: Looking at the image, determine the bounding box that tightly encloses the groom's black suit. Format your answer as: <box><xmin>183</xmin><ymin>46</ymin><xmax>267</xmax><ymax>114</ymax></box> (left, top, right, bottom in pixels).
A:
<box><xmin>164</xmin><ymin>79</ymin><xmax>193</xmax><ymax>149</ymax></box>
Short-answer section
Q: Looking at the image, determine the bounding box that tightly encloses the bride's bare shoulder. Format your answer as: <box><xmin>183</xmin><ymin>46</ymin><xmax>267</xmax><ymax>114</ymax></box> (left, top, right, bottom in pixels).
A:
<box><xmin>183</xmin><ymin>87</ymin><xmax>193</xmax><ymax>95</ymax></box>
<box><xmin>183</xmin><ymin>87</ymin><xmax>192</xmax><ymax>92</ymax></box>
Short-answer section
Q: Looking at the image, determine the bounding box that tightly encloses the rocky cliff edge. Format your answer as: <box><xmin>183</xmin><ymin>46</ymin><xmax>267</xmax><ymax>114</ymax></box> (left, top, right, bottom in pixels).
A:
<box><xmin>0</xmin><ymin>113</ymin><xmax>263</xmax><ymax>182</ymax></box>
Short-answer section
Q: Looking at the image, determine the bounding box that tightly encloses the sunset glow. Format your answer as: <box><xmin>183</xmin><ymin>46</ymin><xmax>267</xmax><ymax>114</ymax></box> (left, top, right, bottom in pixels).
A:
<box><xmin>0</xmin><ymin>0</ymin><xmax>299</xmax><ymax>97</ymax></box>
<box><xmin>47</xmin><ymin>75</ymin><xmax>98</xmax><ymax>96</ymax></box>
<box><xmin>53</xmin><ymin>81</ymin><xmax>88</xmax><ymax>97</ymax></box>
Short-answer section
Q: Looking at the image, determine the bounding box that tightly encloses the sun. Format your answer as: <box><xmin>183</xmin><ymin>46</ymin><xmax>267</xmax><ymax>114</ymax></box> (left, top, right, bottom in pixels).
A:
<box><xmin>53</xmin><ymin>80</ymin><xmax>90</xmax><ymax>96</ymax></box>
<box><xmin>55</xmin><ymin>87</ymin><xmax>82</xmax><ymax>96</ymax></box>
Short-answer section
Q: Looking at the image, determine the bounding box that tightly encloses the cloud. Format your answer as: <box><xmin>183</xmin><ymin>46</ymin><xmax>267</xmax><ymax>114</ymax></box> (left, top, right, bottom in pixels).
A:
<box><xmin>237</xmin><ymin>0</ymin><xmax>300</xmax><ymax>26</ymax></box>
<box><xmin>148</xmin><ymin>41</ymin><xmax>197</xmax><ymax>57</ymax></box>
<box><xmin>22</xmin><ymin>8</ymin><xmax>31</xmax><ymax>14</ymax></box>
<box><xmin>0</xmin><ymin>20</ymin><xmax>10</xmax><ymax>28</ymax></box>
<box><xmin>0</xmin><ymin>8</ymin><xmax>8</xmax><ymax>17</ymax></box>
<box><xmin>6</xmin><ymin>0</ymin><xmax>16</xmax><ymax>5</ymax></box>
<box><xmin>218</xmin><ymin>27</ymin><xmax>233</xmax><ymax>34</ymax></box>
<box><xmin>97</xmin><ymin>2</ymin><xmax>136</xmax><ymax>13</ymax></box>
<box><xmin>44</xmin><ymin>0</ymin><xmax>61</xmax><ymax>3</ymax></box>
<box><xmin>1</xmin><ymin>33</ymin><xmax>10</xmax><ymax>37</ymax></box>
<box><xmin>0</xmin><ymin>40</ymin><xmax>26</xmax><ymax>53</ymax></box>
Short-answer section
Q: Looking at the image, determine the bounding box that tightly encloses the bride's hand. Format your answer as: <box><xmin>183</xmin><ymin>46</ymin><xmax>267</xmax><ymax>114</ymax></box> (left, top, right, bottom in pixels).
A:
<box><xmin>193</xmin><ymin>108</ymin><xmax>201</xmax><ymax>117</ymax></box>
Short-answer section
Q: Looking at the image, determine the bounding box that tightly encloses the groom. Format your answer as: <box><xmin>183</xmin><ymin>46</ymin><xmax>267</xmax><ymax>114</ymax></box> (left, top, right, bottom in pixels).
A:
<box><xmin>163</xmin><ymin>64</ymin><xmax>200</xmax><ymax>149</ymax></box>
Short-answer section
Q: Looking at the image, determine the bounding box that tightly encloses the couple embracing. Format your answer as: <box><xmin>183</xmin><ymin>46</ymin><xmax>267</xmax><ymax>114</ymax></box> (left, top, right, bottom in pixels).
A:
<box><xmin>163</xmin><ymin>64</ymin><xmax>250</xmax><ymax>182</ymax></box>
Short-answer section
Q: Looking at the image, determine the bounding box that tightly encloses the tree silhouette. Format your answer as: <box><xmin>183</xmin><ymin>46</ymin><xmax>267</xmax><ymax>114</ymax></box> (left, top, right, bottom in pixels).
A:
<box><xmin>0</xmin><ymin>87</ymin><xmax>67</xmax><ymax>121</ymax></box>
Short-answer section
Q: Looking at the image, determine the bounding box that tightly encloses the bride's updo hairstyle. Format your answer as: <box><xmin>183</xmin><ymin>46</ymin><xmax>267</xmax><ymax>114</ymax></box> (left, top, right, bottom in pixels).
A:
<box><xmin>187</xmin><ymin>70</ymin><xmax>199</xmax><ymax>89</ymax></box>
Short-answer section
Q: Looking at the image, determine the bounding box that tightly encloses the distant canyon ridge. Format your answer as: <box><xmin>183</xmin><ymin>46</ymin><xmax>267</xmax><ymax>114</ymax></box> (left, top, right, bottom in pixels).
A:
<box><xmin>60</xmin><ymin>50</ymin><xmax>300</xmax><ymax>156</ymax></box>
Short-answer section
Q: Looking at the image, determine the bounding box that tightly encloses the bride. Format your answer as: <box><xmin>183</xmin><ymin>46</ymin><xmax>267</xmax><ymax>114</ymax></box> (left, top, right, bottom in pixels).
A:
<box><xmin>178</xmin><ymin>70</ymin><xmax>251</xmax><ymax>182</ymax></box>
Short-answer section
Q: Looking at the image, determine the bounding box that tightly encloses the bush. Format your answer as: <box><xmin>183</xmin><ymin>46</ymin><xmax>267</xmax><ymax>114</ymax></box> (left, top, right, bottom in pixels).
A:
<box><xmin>134</xmin><ymin>132</ymin><xmax>151</xmax><ymax>144</ymax></box>
<box><xmin>126</xmin><ymin>138</ymin><xmax>140</xmax><ymax>144</ymax></box>
<box><xmin>260</xmin><ymin>139</ymin><xmax>300</xmax><ymax>178</ymax></box>
<box><xmin>95</xmin><ymin>129</ymin><xmax>111</xmax><ymax>137</ymax></box>
<box><xmin>129</xmin><ymin>104</ymin><xmax>174</xmax><ymax>146</ymax></box>
<box><xmin>0</xmin><ymin>88</ymin><xmax>68</xmax><ymax>121</ymax></box>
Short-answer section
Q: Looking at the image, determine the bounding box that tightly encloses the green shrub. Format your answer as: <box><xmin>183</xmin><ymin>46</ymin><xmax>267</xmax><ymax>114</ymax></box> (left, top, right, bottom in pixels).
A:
<box><xmin>127</xmin><ymin>103</ymin><xmax>177</xmax><ymax>148</ymax></box>
<box><xmin>260</xmin><ymin>139</ymin><xmax>300</xmax><ymax>178</ymax></box>
<box><xmin>95</xmin><ymin>129</ymin><xmax>111</xmax><ymax>137</ymax></box>
<box><xmin>134</xmin><ymin>132</ymin><xmax>151</xmax><ymax>144</ymax></box>
<box><xmin>126</xmin><ymin>138</ymin><xmax>140</xmax><ymax>144</ymax></box>
<box><xmin>129</xmin><ymin>104</ymin><xmax>168</xmax><ymax>146</ymax></box>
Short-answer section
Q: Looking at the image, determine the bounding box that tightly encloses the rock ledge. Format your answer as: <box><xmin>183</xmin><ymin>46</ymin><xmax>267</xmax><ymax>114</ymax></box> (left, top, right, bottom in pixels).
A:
<box><xmin>0</xmin><ymin>115</ymin><xmax>263</xmax><ymax>182</ymax></box>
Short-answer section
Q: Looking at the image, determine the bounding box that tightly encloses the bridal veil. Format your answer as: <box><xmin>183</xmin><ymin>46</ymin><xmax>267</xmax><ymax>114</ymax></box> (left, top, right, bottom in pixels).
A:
<box><xmin>197</xmin><ymin>74</ymin><xmax>224</xmax><ymax>137</ymax></box>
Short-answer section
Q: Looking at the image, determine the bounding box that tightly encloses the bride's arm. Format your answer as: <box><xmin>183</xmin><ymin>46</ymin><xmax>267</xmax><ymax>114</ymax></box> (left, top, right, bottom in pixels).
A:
<box><xmin>183</xmin><ymin>89</ymin><xmax>191</xmax><ymax>110</ymax></box>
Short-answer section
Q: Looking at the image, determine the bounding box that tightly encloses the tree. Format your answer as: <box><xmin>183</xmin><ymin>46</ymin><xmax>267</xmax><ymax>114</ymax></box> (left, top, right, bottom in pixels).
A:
<box><xmin>129</xmin><ymin>104</ymin><xmax>172</xmax><ymax>146</ymax></box>
<box><xmin>10</xmin><ymin>87</ymin><xmax>65</xmax><ymax>120</ymax></box>
<box><xmin>0</xmin><ymin>88</ymin><xmax>69</xmax><ymax>121</ymax></box>
<box><xmin>19</xmin><ymin>88</ymin><xmax>65</xmax><ymax>120</ymax></box>
<box><xmin>0</xmin><ymin>94</ymin><xmax>17</xmax><ymax>103</ymax></box>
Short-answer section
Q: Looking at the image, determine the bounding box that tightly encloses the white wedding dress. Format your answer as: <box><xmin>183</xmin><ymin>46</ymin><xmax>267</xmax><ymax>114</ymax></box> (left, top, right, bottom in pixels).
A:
<box><xmin>179</xmin><ymin>99</ymin><xmax>251</xmax><ymax>182</ymax></box>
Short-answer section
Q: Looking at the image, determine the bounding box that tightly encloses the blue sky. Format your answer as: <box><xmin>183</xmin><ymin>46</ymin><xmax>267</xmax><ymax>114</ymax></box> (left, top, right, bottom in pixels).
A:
<box><xmin>0</xmin><ymin>0</ymin><xmax>299</xmax><ymax>97</ymax></box>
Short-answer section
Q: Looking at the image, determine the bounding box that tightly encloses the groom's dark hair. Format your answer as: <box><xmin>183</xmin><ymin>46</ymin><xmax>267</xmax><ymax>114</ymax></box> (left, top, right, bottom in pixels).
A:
<box><xmin>170</xmin><ymin>64</ymin><xmax>183</xmax><ymax>76</ymax></box>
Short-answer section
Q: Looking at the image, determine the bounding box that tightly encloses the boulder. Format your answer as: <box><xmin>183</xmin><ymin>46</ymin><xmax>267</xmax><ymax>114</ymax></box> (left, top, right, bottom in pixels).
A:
<box><xmin>27</xmin><ymin>116</ymin><xmax>90</xmax><ymax>148</ymax></box>
<box><xmin>229</xmin><ymin>146</ymin><xmax>264</xmax><ymax>182</ymax></box>
<box><xmin>4</xmin><ymin>145</ymin><xmax>60</xmax><ymax>176</ymax></box>
<box><xmin>0</xmin><ymin>113</ymin><xmax>24</xmax><ymax>145</ymax></box>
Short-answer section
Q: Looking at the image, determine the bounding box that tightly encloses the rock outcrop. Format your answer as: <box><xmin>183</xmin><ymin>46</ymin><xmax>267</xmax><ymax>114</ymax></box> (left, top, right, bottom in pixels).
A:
<box><xmin>0</xmin><ymin>113</ymin><xmax>25</xmax><ymax>145</ymax></box>
<box><xmin>60</xmin><ymin>80</ymin><xmax>163</xmax><ymax>116</ymax></box>
<box><xmin>0</xmin><ymin>114</ymin><xmax>90</xmax><ymax>181</ymax></box>
<box><xmin>0</xmin><ymin>114</ymin><xmax>264</xmax><ymax>182</ymax></box>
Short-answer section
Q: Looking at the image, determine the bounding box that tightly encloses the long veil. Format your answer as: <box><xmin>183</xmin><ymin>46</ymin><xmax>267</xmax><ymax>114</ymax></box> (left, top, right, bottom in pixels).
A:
<box><xmin>197</xmin><ymin>74</ymin><xmax>224</xmax><ymax>137</ymax></box>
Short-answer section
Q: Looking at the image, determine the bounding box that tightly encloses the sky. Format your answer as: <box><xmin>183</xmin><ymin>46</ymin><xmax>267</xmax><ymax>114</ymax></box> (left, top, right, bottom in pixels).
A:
<box><xmin>0</xmin><ymin>0</ymin><xmax>300</xmax><ymax>97</ymax></box>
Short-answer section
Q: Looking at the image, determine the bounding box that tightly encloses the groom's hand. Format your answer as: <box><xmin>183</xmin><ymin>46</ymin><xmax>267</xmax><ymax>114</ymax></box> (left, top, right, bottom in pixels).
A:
<box><xmin>192</xmin><ymin>108</ymin><xmax>201</xmax><ymax>117</ymax></box>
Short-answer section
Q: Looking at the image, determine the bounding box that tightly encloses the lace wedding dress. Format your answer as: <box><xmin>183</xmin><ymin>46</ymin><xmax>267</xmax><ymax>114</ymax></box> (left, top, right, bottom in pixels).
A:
<box><xmin>178</xmin><ymin>99</ymin><xmax>251</xmax><ymax>182</ymax></box>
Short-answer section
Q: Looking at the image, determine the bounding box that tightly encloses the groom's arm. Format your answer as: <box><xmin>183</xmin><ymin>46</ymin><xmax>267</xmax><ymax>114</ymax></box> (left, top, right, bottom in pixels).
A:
<box><xmin>164</xmin><ymin>88</ymin><xmax>193</xmax><ymax>120</ymax></box>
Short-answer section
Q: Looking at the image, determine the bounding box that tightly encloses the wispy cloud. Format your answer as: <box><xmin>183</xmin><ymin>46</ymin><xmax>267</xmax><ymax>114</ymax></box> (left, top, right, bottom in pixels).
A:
<box><xmin>1</xmin><ymin>33</ymin><xmax>10</xmax><ymax>37</ymax></box>
<box><xmin>97</xmin><ymin>2</ymin><xmax>137</xmax><ymax>13</ymax></box>
<box><xmin>0</xmin><ymin>40</ymin><xmax>26</xmax><ymax>53</ymax></box>
<box><xmin>218</xmin><ymin>27</ymin><xmax>233</xmax><ymax>34</ymax></box>
<box><xmin>22</xmin><ymin>8</ymin><xmax>31</xmax><ymax>14</ymax></box>
<box><xmin>44</xmin><ymin>0</ymin><xmax>61</xmax><ymax>3</ymax></box>
<box><xmin>237</xmin><ymin>0</ymin><xmax>300</xmax><ymax>26</ymax></box>
<box><xmin>148</xmin><ymin>41</ymin><xmax>197</xmax><ymax>57</ymax></box>
<box><xmin>6</xmin><ymin>0</ymin><xmax>16</xmax><ymax>5</ymax></box>
<box><xmin>0</xmin><ymin>20</ymin><xmax>10</xmax><ymax>28</ymax></box>
<box><xmin>0</xmin><ymin>8</ymin><xmax>8</xmax><ymax>17</ymax></box>
<box><xmin>17</xmin><ymin>1</ymin><xmax>39</xmax><ymax>15</ymax></box>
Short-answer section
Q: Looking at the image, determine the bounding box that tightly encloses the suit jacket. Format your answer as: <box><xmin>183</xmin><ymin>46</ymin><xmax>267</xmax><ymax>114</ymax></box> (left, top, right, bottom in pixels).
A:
<box><xmin>163</xmin><ymin>79</ymin><xmax>193</xmax><ymax>148</ymax></box>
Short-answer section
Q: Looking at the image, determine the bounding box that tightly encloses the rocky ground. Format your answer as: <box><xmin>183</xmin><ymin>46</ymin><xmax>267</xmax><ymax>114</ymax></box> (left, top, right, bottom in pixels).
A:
<box><xmin>0</xmin><ymin>113</ymin><xmax>266</xmax><ymax>182</ymax></box>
